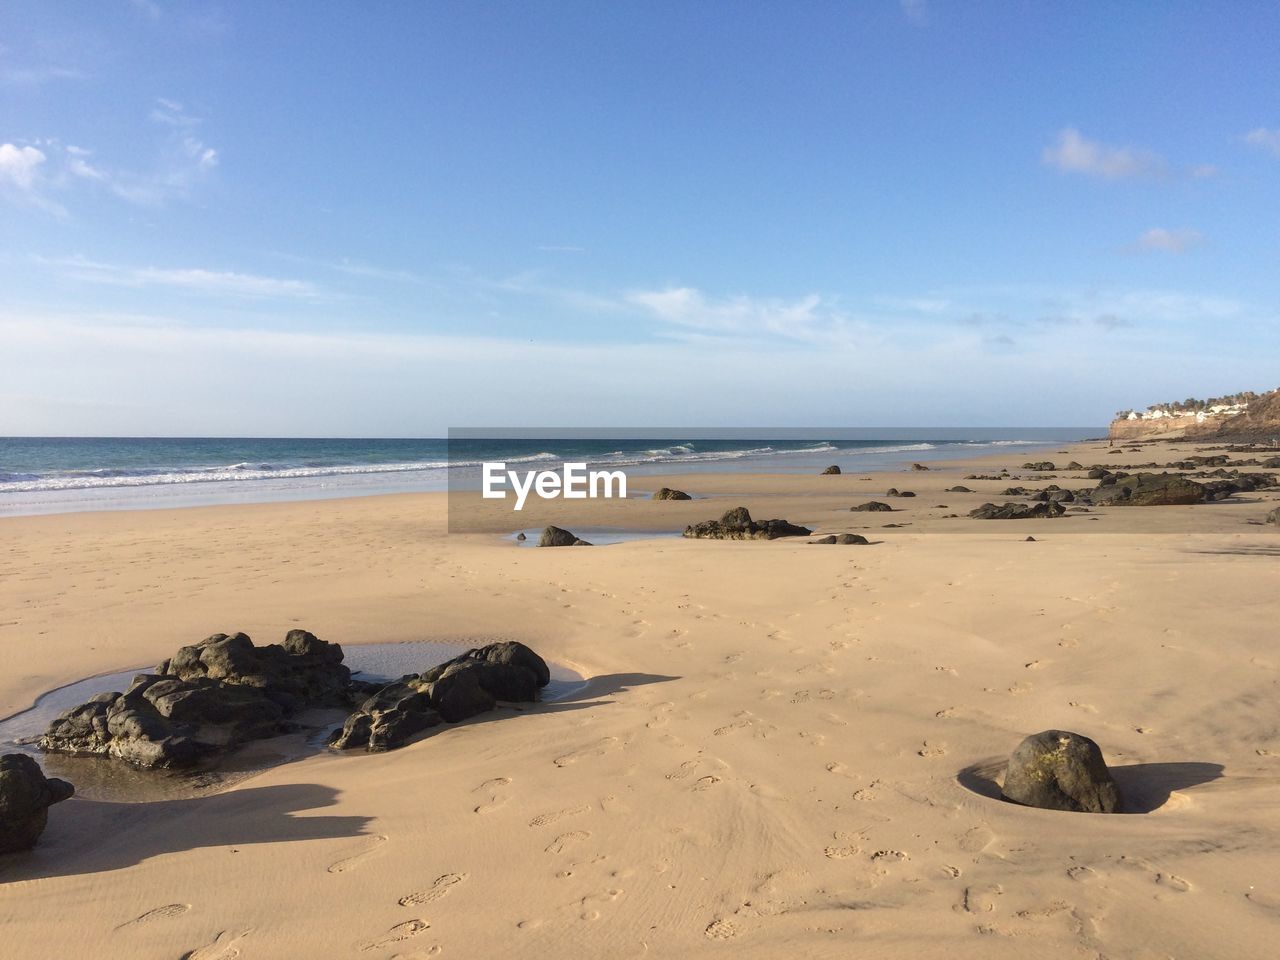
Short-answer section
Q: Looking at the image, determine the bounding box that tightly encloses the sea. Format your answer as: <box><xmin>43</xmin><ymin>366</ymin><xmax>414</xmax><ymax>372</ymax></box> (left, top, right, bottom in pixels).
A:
<box><xmin>0</xmin><ymin>429</ymin><xmax>1100</xmax><ymax>517</ymax></box>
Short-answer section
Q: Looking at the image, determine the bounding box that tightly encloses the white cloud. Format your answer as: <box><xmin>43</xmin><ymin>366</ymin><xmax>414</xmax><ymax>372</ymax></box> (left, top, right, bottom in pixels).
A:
<box><xmin>1243</xmin><ymin>127</ymin><xmax>1280</xmax><ymax>157</ymax></box>
<box><xmin>626</xmin><ymin>287</ymin><xmax>867</xmax><ymax>346</ymax></box>
<box><xmin>1041</xmin><ymin>128</ymin><xmax>1165</xmax><ymax>179</ymax></box>
<box><xmin>1135</xmin><ymin>227</ymin><xmax>1204</xmax><ymax>254</ymax></box>
<box><xmin>1</xmin><ymin>65</ymin><xmax>85</xmax><ymax>86</ymax></box>
<box><xmin>0</xmin><ymin>143</ymin><xmax>46</xmax><ymax>189</ymax></box>
<box><xmin>40</xmin><ymin>256</ymin><xmax>324</xmax><ymax>300</ymax></box>
<box><xmin>900</xmin><ymin>0</ymin><xmax>928</xmax><ymax>25</ymax></box>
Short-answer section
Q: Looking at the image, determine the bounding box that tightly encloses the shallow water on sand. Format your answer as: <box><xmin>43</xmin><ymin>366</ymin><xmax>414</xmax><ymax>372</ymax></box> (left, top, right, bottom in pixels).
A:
<box><xmin>0</xmin><ymin>641</ymin><xmax>584</xmax><ymax>802</ymax></box>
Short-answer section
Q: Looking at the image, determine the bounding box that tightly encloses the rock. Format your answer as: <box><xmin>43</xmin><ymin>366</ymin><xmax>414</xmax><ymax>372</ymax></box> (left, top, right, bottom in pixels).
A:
<box><xmin>331</xmin><ymin>642</ymin><xmax>550</xmax><ymax>752</ymax></box>
<box><xmin>946</xmin><ymin>485</ymin><xmax>973</xmax><ymax>493</ymax></box>
<box><xmin>41</xmin><ymin>630</ymin><xmax>351</xmax><ymax>768</ymax></box>
<box><xmin>1023</xmin><ymin>461</ymin><xmax>1057</xmax><ymax>471</ymax></box>
<box><xmin>821</xmin><ymin>465</ymin><xmax>841</xmax><ymax>475</ymax></box>
<box><xmin>1001</xmin><ymin>730</ymin><xmax>1121</xmax><ymax>813</ymax></box>
<box><xmin>851</xmin><ymin>501</ymin><xmax>893</xmax><ymax>512</ymax></box>
<box><xmin>911</xmin><ymin>463</ymin><xmax>930</xmax><ymax>471</ymax></box>
<box><xmin>1066</xmin><ymin>461</ymin><xmax>1084</xmax><ymax>470</ymax></box>
<box><xmin>515</xmin><ymin>532</ymin><xmax>527</xmax><ymax>541</ymax></box>
<box><xmin>537</xmin><ymin>526</ymin><xmax>592</xmax><ymax>547</ymax></box>
<box><xmin>1047</xmin><ymin>489</ymin><xmax>1076</xmax><ymax>503</ymax></box>
<box><xmin>1087</xmin><ymin>473</ymin><xmax>1205</xmax><ymax>506</ymax></box>
<box><xmin>684</xmin><ymin>507</ymin><xmax>811</xmax><ymax>541</ymax></box>
<box><xmin>810</xmin><ymin>534</ymin><xmax>870</xmax><ymax>545</ymax></box>
<box><xmin>969</xmin><ymin>501</ymin><xmax>1066</xmax><ymax>520</ymax></box>
<box><xmin>0</xmin><ymin>754</ymin><xmax>74</xmax><ymax>854</ymax></box>
<box><xmin>1268</xmin><ymin>507</ymin><xmax>1280</xmax><ymax>525</ymax></box>
<box><xmin>1087</xmin><ymin>468</ymin><xmax>1111</xmax><ymax>480</ymax></box>
<box><xmin>653</xmin><ymin>487</ymin><xmax>692</xmax><ymax>500</ymax></box>
<box><xmin>885</xmin><ymin>488</ymin><xmax>916</xmax><ymax>498</ymax></box>
<box><xmin>1025</xmin><ymin>536</ymin><xmax>1037</xmax><ymax>542</ymax></box>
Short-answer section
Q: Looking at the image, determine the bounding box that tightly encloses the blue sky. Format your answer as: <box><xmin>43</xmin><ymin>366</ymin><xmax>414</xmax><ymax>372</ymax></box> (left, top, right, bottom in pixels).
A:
<box><xmin>2</xmin><ymin>1</ymin><xmax>1279</xmax><ymax>435</ymax></box>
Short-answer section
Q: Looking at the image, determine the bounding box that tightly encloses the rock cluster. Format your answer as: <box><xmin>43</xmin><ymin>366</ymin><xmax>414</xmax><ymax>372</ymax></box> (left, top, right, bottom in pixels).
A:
<box><xmin>1023</xmin><ymin>461</ymin><xmax>1057</xmax><ymax>471</ymax></box>
<box><xmin>538</xmin><ymin>526</ymin><xmax>592</xmax><ymax>547</ymax></box>
<box><xmin>885</xmin><ymin>488</ymin><xmax>916</xmax><ymax>498</ymax></box>
<box><xmin>652</xmin><ymin>487</ymin><xmax>692</xmax><ymax>500</ymax></box>
<box><xmin>1001</xmin><ymin>730</ymin><xmax>1121</xmax><ymax>813</ymax></box>
<box><xmin>684</xmin><ymin>507</ymin><xmax>811</xmax><ymax>540</ymax></box>
<box><xmin>0</xmin><ymin>754</ymin><xmax>74</xmax><ymax>854</ymax></box>
<box><xmin>330</xmin><ymin>642</ymin><xmax>550</xmax><ymax>752</ymax></box>
<box><xmin>1088</xmin><ymin>473</ymin><xmax>1204</xmax><ymax>506</ymax></box>
<box><xmin>39</xmin><ymin>631</ymin><xmax>351</xmax><ymax>768</ymax></box>
<box><xmin>969</xmin><ymin>501</ymin><xmax>1066</xmax><ymax>520</ymax></box>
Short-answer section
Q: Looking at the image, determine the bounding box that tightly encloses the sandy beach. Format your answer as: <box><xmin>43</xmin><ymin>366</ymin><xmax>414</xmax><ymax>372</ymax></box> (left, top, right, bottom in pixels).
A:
<box><xmin>1</xmin><ymin>438</ymin><xmax>1278</xmax><ymax>959</ymax></box>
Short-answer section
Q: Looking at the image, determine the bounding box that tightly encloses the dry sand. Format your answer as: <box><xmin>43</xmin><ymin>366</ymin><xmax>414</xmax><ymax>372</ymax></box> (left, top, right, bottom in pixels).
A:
<box><xmin>2</xmin><ymin>439</ymin><xmax>1279</xmax><ymax>959</ymax></box>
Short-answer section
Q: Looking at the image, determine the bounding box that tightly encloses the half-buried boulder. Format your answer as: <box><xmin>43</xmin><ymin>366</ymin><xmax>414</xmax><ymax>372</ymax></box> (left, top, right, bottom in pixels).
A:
<box><xmin>0</xmin><ymin>754</ymin><xmax>74</xmax><ymax>854</ymax></box>
<box><xmin>821</xmin><ymin>465</ymin><xmax>841</xmax><ymax>475</ymax></box>
<box><xmin>653</xmin><ymin>487</ymin><xmax>692</xmax><ymax>500</ymax></box>
<box><xmin>684</xmin><ymin>507</ymin><xmax>811</xmax><ymax>540</ymax></box>
<box><xmin>538</xmin><ymin>526</ymin><xmax>592</xmax><ymax>547</ymax></box>
<box><xmin>330</xmin><ymin>641</ymin><xmax>550</xmax><ymax>752</ymax></box>
<box><xmin>1087</xmin><ymin>473</ymin><xmax>1204</xmax><ymax>507</ymax></box>
<box><xmin>811</xmin><ymin>534</ymin><xmax>870</xmax><ymax>545</ymax></box>
<box><xmin>1001</xmin><ymin>730</ymin><xmax>1121</xmax><ymax>813</ymax></box>
<box><xmin>851</xmin><ymin>501</ymin><xmax>893</xmax><ymax>512</ymax></box>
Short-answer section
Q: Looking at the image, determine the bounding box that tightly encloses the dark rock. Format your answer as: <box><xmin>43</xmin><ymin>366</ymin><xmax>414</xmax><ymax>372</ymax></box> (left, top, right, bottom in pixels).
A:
<box><xmin>684</xmin><ymin>507</ymin><xmax>811</xmax><ymax>540</ymax></box>
<box><xmin>911</xmin><ymin>463</ymin><xmax>930</xmax><ymax>471</ymax></box>
<box><xmin>41</xmin><ymin>631</ymin><xmax>351</xmax><ymax>768</ymax></box>
<box><xmin>810</xmin><ymin>534</ymin><xmax>870</xmax><ymax>545</ymax></box>
<box><xmin>1087</xmin><ymin>473</ymin><xmax>1205</xmax><ymax>506</ymax></box>
<box><xmin>515</xmin><ymin>532</ymin><xmax>527</xmax><ymax>541</ymax></box>
<box><xmin>1087</xmin><ymin>468</ymin><xmax>1110</xmax><ymax>480</ymax></box>
<box><xmin>1023</xmin><ymin>461</ymin><xmax>1057</xmax><ymax>471</ymax></box>
<box><xmin>1267</xmin><ymin>507</ymin><xmax>1280</xmax><ymax>526</ymax></box>
<box><xmin>331</xmin><ymin>641</ymin><xmax>550</xmax><ymax>752</ymax></box>
<box><xmin>969</xmin><ymin>501</ymin><xmax>1066</xmax><ymax>520</ymax></box>
<box><xmin>1001</xmin><ymin>730</ymin><xmax>1121</xmax><ymax>813</ymax></box>
<box><xmin>0</xmin><ymin>754</ymin><xmax>74</xmax><ymax>854</ymax></box>
<box><xmin>538</xmin><ymin>526</ymin><xmax>592</xmax><ymax>547</ymax></box>
<box><xmin>653</xmin><ymin>487</ymin><xmax>692</xmax><ymax>501</ymax></box>
<box><xmin>851</xmin><ymin>501</ymin><xmax>893</xmax><ymax>512</ymax></box>
<box><xmin>821</xmin><ymin>465</ymin><xmax>842</xmax><ymax>475</ymax></box>
<box><xmin>1025</xmin><ymin>536</ymin><xmax>1036</xmax><ymax>542</ymax></box>
<box><xmin>946</xmin><ymin>485</ymin><xmax>973</xmax><ymax>493</ymax></box>
<box><xmin>1066</xmin><ymin>461</ymin><xmax>1084</xmax><ymax>471</ymax></box>
<box><xmin>885</xmin><ymin>489</ymin><xmax>916</xmax><ymax>498</ymax></box>
<box><xmin>1047</xmin><ymin>489</ymin><xmax>1076</xmax><ymax>503</ymax></box>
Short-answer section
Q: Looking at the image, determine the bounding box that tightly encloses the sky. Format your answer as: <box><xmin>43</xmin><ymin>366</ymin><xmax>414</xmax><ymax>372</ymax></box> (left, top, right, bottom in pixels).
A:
<box><xmin>2</xmin><ymin>0</ymin><xmax>1279</xmax><ymax>436</ymax></box>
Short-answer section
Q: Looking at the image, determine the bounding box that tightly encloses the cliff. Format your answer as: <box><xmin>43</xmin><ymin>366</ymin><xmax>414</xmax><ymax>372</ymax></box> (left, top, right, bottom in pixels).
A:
<box><xmin>1109</xmin><ymin>387</ymin><xmax>1280</xmax><ymax>443</ymax></box>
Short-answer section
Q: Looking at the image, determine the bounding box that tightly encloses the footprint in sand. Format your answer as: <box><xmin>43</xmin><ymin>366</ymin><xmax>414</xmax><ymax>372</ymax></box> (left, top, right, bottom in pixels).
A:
<box><xmin>399</xmin><ymin>873</ymin><xmax>468</xmax><ymax>906</ymax></box>
<box><xmin>115</xmin><ymin>903</ymin><xmax>190</xmax><ymax>929</ymax></box>
<box><xmin>958</xmin><ymin>826</ymin><xmax>995</xmax><ymax>854</ymax></box>
<box><xmin>327</xmin><ymin>835</ymin><xmax>388</xmax><ymax>874</ymax></box>
<box><xmin>960</xmin><ymin>883</ymin><xmax>1003</xmax><ymax>914</ymax></box>
<box><xmin>703</xmin><ymin>918</ymin><xmax>737</xmax><ymax>940</ymax></box>
<box><xmin>1066</xmin><ymin>865</ymin><xmax>1098</xmax><ymax>883</ymax></box>
<box><xmin>917</xmin><ymin>740</ymin><xmax>947</xmax><ymax>758</ymax></box>
<box><xmin>360</xmin><ymin>919</ymin><xmax>430</xmax><ymax>952</ymax></box>
<box><xmin>577</xmin><ymin>888</ymin><xmax>623</xmax><ymax>921</ymax></box>
<box><xmin>472</xmin><ymin>777</ymin><xmax>512</xmax><ymax>814</ymax></box>
<box><xmin>183</xmin><ymin>928</ymin><xmax>253</xmax><ymax>960</ymax></box>
<box><xmin>528</xmin><ymin>804</ymin><xmax>591</xmax><ymax>828</ymax></box>
<box><xmin>545</xmin><ymin>830</ymin><xmax>591</xmax><ymax>854</ymax></box>
<box><xmin>554</xmin><ymin>736</ymin><xmax>621</xmax><ymax>768</ymax></box>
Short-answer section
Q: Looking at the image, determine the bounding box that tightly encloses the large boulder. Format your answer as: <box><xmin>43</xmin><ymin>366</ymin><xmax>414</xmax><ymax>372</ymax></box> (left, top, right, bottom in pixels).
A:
<box><xmin>41</xmin><ymin>630</ymin><xmax>351</xmax><ymax>769</ymax></box>
<box><xmin>537</xmin><ymin>526</ymin><xmax>592</xmax><ymax>547</ymax></box>
<box><xmin>331</xmin><ymin>641</ymin><xmax>550</xmax><ymax>753</ymax></box>
<box><xmin>0</xmin><ymin>754</ymin><xmax>74</xmax><ymax>854</ymax></box>
<box><xmin>652</xmin><ymin>487</ymin><xmax>692</xmax><ymax>501</ymax></box>
<box><xmin>969</xmin><ymin>501</ymin><xmax>1066</xmax><ymax>520</ymax></box>
<box><xmin>811</xmin><ymin>534</ymin><xmax>870</xmax><ymax>545</ymax></box>
<box><xmin>1087</xmin><ymin>473</ymin><xmax>1205</xmax><ymax>506</ymax></box>
<box><xmin>821</xmin><ymin>465</ymin><xmax>841</xmax><ymax>475</ymax></box>
<box><xmin>1001</xmin><ymin>730</ymin><xmax>1121</xmax><ymax>813</ymax></box>
<box><xmin>851</xmin><ymin>501</ymin><xmax>893</xmax><ymax>512</ymax></box>
<box><xmin>684</xmin><ymin>507</ymin><xmax>811</xmax><ymax>541</ymax></box>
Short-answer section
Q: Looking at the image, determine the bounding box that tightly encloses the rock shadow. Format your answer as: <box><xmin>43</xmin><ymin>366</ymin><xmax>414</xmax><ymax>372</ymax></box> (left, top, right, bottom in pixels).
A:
<box><xmin>0</xmin><ymin>782</ymin><xmax>370</xmax><ymax>880</ymax></box>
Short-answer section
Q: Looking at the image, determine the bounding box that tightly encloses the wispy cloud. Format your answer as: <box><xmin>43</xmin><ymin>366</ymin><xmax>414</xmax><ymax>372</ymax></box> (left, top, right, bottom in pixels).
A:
<box><xmin>0</xmin><ymin>65</ymin><xmax>86</xmax><ymax>86</ymax></box>
<box><xmin>626</xmin><ymin>287</ymin><xmax>870</xmax><ymax>346</ymax></box>
<box><xmin>900</xmin><ymin>0</ymin><xmax>929</xmax><ymax>25</ymax></box>
<box><xmin>1133</xmin><ymin>227</ymin><xmax>1204</xmax><ymax>254</ymax></box>
<box><xmin>0</xmin><ymin>143</ymin><xmax>47</xmax><ymax>190</ymax></box>
<box><xmin>1041</xmin><ymin>128</ymin><xmax>1165</xmax><ymax>180</ymax></box>
<box><xmin>39</xmin><ymin>256</ymin><xmax>325</xmax><ymax>300</ymax></box>
<box><xmin>1243</xmin><ymin>127</ymin><xmax>1280</xmax><ymax>157</ymax></box>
